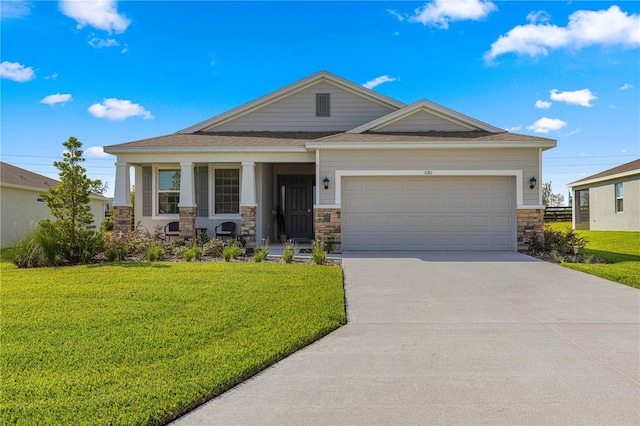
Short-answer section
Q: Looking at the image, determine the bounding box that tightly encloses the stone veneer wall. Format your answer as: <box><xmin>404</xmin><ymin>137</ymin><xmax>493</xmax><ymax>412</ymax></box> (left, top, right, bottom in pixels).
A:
<box><xmin>113</xmin><ymin>206</ymin><xmax>132</xmax><ymax>234</ymax></box>
<box><xmin>241</xmin><ymin>206</ymin><xmax>256</xmax><ymax>248</ymax></box>
<box><xmin>517</xmin><ymin>208</ymin><xmax>544</xmax><ymax>252</ymax></box>
<box><xmin>315</xmin><ymin>208</ymin><xmax>341</xmax><ymax>253</ymax></box>
<box><xmin>179</xmin><ymin>206</ymin><xmax>196</xmax><ymax>241</ymax></box>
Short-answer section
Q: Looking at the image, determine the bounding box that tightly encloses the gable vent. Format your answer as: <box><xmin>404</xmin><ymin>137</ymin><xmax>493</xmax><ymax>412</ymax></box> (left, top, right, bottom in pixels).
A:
<box><xmin>316</xmin><ymin>93</ymin><xmax>330</xmax><ymax>117</ymax></box>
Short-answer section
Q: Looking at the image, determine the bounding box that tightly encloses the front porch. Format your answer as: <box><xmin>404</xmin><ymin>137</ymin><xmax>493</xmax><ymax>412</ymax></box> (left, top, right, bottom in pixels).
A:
<box><xmin>112</xmin><ymin>160</ymin><xmax>333</xmax><ymax>247</ymax></box>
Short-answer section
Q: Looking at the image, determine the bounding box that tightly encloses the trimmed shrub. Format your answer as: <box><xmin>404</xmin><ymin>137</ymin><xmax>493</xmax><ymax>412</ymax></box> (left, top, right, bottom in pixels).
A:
<box><xmin>183</xmin><ymin>247</ymin><xmax>201</xmax><ymax>262</ymax></box>
<box><xmin>254</xmin><ymin>240</ymin><xmax>269</xmax><ymax>263</ymax></box>
<box><xmin>145</xmin><ymin>246</ymin><xmax>164</xmax><ymax>262</ymax></box>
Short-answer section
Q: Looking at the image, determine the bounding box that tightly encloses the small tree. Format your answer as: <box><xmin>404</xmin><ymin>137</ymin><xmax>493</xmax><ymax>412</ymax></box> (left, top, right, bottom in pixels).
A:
<box><xmin>542</xmin><ymin>181</ymin><xmax>565</xmax><ymax>207</ymax></box>
<box><xmin>41</xmin><ymin>137</ymin><xmax>104</xmax><ymax>263</ymax></box>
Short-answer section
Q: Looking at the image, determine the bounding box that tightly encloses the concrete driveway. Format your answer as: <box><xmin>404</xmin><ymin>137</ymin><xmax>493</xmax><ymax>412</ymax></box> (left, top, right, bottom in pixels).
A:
<box><xmin>174</xmin><ymin>251</ymin><xmax>640</xmax><ymax>425</ymax></box>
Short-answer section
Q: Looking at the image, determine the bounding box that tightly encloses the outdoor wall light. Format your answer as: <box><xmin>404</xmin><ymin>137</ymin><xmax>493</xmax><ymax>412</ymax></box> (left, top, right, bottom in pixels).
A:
<box><xmin>529</xmin><ymin>176</ymin><xmax>537</xmax><ymax>189</ymax></box>
<box><xmin>323</xmin><ymin>177</ymin><xmax>330</xmax><ymax>190</ymax></box>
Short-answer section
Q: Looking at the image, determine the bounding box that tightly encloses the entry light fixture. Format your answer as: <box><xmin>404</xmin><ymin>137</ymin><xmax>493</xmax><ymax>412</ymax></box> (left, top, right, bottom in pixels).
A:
<box><xmin>529</xmin><ymin>176</ymin><xmax>537</xmax><ymax>189</ymax></box>
<box><xmin>323</xmin><ymin>177</ymin><xmax>330</xmax><ymax>190</ymax></box>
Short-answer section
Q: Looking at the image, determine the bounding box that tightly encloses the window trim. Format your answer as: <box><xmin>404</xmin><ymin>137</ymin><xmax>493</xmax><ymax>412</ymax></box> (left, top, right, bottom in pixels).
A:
<box><xmin>152</xmin><ymin>165</ymin><xmax>181</xmax><ymax>219</ymax></box>
<box><xmin>208</xmin><ymin>165</ymin><xmax>242</xmax><ymax>219</ymax></box>
<box><xmin>615</xmin><ymin>182</ymin><xmax>624</xmax><ymax>213</ymax></box>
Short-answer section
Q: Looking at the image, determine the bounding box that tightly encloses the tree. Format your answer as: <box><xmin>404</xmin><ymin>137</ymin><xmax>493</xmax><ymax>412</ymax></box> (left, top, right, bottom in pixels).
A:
<box><xmin>542</xmin><ymin>181</ymin><xmax>565</xmax><ymax>207</ymax></box>
<box><xmin>41</xmin><ymin>137</ymin><xmax>104</xmax><ymax>263</ymax></box>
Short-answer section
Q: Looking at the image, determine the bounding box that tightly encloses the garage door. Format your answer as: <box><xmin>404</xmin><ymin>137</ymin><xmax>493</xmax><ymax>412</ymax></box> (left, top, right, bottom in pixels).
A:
<box><xmin>342</xmin><ymin>176</ymin><xmax>515</xmax><ymax>250</ymax></box>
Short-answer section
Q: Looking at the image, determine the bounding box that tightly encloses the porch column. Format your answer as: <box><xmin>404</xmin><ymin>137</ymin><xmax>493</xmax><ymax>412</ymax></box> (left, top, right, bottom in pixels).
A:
<box><xmin>178</xmin><ymin>162</ymin><xmax>196</xmax><ymax>241</ymax></box>
<box><xmin>240</xmin><ymin>161</ymin><xmax>257</xmax><ymax>247</ymax></box>
<box><xmin>113</xmin><ymin>162</ymin><xmax>132</xmax><ymax>234</ymax></box>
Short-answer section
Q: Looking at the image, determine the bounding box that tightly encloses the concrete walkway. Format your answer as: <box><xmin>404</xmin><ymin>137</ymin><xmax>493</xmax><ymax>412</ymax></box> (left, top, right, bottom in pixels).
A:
<box><xmin>174</xmin><ymin>251</ymin><xmax>640</xmax><ymax>425</ymax></box>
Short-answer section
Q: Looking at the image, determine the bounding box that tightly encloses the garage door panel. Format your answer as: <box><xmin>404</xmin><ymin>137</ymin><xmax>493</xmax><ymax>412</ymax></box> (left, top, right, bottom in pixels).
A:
<box><xmin>342</xmin><ymin>176</ymin><xmax>515</xmax><ymax>251</ymax></box>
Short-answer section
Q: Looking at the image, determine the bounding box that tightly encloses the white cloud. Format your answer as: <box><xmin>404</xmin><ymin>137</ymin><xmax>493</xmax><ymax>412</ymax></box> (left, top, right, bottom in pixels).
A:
<box><xmin>566</xmin><ymin>128</ymin><xmax>581</xmax><ymax>136</ymax></box>
<box><xmin>362</xmin><ymin>75</ymin><xmax>398</xmax><ymax>90</ymax></box>
<box><xmin>1</xmin><ymin>0</ymin><xmax>32</xmax><ymax>19</ymax></box>
<box><xmin>408</xmin><ymin>0</ymin><xmax>496</xmax><ymax>29</ymax></box>
<box><xmin>526</xmin><ymin>10</ymin><xmax>551</xmax><ymax>24</ymax></box>
<box><xmin>609</xmin><ymin>104</ymin><xmax>617</xmax><ymax>109</ymax></box>
<box><xmin>88</xmin><ymin>98</ymin><xmax>154</xmax><ymax>120</ymax></box>
<box><xmin>0</xmin><ymin>61</ymin><xmax>35</xmax><ymax>82</ymax></box>
<box><xmin>85</xmin><ymin>146</ymin><xmax>111</xmax><ymax>157</ymax></box>
<box><xmin>620</xmin><ymin>83</ymin><xmax>633</xmax><ymax>90</ymax></box>
<box><xmin>527</xmin><ymin>117</ymin><xmax>567</xmax><ymax>133</ymax></box>
<box><xmin>88</xmin><ymin>37</ymin><xmax>119</xmax><ymax>48</ymax></box>
<box><xmin>387</xmin><ymin>9</ymin><xmax>405</xmax><ymax>22</ymax></box>
<box><xmin>550</xmin><ymin>88</ymin><xmax>596</xmax><ymax>107</ymax></box>
<box><xmin>40</xmin><ymin>93</ymin><xmax>72</xmax><ymax>106</ymax></box>
<box><xmin>44</xmin><ymin>72</ymin><xmax>58</xmax><ymax>80</ymax></box>
<box><xmin>485</xmin><ymin>6</ymin><xmax>640</xmax><ymax>61</ymax></box>
<box><xmin>505</xmin><ymin>125</ymin><xmax>522</xmax><ymax>132</ymax></box>
<box><xmin>59</xmin><ymin>0</ymin><xmax>130</xmax><ymax>33</ymax></box>
<box><xmin>535</xmin><ymin>100</ymin><xmax>552</xmax><ymax>109</ymax></box>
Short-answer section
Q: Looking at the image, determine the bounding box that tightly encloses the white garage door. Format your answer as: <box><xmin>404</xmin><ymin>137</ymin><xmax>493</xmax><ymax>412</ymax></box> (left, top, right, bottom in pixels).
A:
<box><xmin>342</xmin><ymin>176</ymin><xmax>515</xmax><ymax>250</ymax></box>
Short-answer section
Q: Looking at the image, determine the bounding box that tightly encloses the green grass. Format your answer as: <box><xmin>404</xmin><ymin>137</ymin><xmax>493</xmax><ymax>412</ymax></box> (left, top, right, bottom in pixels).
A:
<box><xmin>546</xmin><ymin>221</ymin><xmax>640</xmax><ymax>289</ymax></box>
<box><xmin>1</xmin><ymin>262</ymin><xmax>346</xmax><ymax>425</ymax></box>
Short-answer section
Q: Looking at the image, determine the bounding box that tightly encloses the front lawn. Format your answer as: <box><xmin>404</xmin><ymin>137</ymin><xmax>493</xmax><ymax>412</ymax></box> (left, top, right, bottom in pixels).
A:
<box><xmin>546</xmin><ymin>222</ymin><xmax>640</xmax><ymax>289</ymax></box>
<box><xmin>1</xmin><ymin>262</ymin><xmax>346</xmax><ymax>425</ymax></box>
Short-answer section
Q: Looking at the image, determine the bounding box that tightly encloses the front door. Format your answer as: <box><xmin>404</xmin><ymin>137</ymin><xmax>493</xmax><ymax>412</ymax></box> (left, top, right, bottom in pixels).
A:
<box><xmin>285</xmin><ymin>175</ymin><xmax>314</xmax><ymax>240</ymax></box>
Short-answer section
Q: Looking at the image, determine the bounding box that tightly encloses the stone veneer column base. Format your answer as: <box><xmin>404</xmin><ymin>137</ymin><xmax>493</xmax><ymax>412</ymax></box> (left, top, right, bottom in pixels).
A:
<box><xmin>113</xmin><ymin>206</ymin><xmax>132</xmax><ymax>234</ymax></box>
<box><xmin>517</xmin><ymin>208</ymin><xmax>544</xmax><ymax>252</ymax></box>
<box><xmin>315</xmin><ymin>208</ymin><xmax>341</xmax><ymax>253</ymax></box>
<box><xmin>179</xmin><ymin>207</ymin><xmax>197</xmax><ymax>241</ymax></box>
<box><xmin>241</xmin><ymin>206</ymin><xmax>257</xmax><ymax>248</ymax></box>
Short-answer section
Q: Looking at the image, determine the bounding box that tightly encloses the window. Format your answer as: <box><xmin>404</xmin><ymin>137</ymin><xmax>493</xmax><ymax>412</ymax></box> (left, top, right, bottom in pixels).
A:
<box><xmin>615</xmin><ymin>182</ymin><xmax>624</xmax><ymax>213</ymax></box>
<box><xmin>214</xmin><ymin>169</ymin><xmax>239</xmax><ymax>214</ymax></box>
<box><xmin>158</xmin><ymin>169</ymin><xmax>180</xmax><ymax>214</ymax></box>
<box><xmin>316</xmin><ymin>93</ymin><xmax>330</xmax><ymax>117</ymax></box>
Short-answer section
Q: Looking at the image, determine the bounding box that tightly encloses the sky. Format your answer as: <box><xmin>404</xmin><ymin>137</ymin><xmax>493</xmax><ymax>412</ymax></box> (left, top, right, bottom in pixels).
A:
<box><xmin>1</xmin><ymin>0</ymin><xmax>639</xmax><ymax>200</ymax></box>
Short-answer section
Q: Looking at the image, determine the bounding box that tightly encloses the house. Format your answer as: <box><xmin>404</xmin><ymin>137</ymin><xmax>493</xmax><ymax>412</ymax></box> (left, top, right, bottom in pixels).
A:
<box><xmin>104</xmin><ymin>71</ymin><xmax>556</xmax><ymax>251</ymax></box>
<box><xmin>567</xmin><ymin>159</ymin><xmax>639</xmax><ymax>231</ymax></box>
<box><xmin>0</xmin><ymin>162</ymin><xmax>107</xmax><ymax>246</ymax></box>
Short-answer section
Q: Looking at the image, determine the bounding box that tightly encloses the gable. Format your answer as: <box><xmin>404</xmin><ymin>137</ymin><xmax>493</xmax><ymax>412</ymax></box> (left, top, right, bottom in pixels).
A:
<box><xmin>371</xmin><ymin>109</ymin><xmax>473</xmax><ymax>132</ymax></box>
<box><xmin>348</xmin><ymin>100</ymin><xmax>505</xmax><ymax>134</ymax></box>
<box><xmin>202</xmin><ymin>80</ymin><xmax>398</xmax><ymax>132</ymax></box>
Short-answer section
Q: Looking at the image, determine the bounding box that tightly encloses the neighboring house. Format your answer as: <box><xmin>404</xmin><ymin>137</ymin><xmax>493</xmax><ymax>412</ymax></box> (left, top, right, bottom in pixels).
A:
<box><xmin>568</xmin><ymin>159</ymin><xmax>640</xmax><ymax>231</ymax></box>
<box><xmin>104</xmin><ymin>71</ymin><xmax>556</xmax><ymax>251</ymax></box>
<box><xmin>0</xmin><ymin>162</ymin><xmax>107</xmax><ymax>246</ymax></box>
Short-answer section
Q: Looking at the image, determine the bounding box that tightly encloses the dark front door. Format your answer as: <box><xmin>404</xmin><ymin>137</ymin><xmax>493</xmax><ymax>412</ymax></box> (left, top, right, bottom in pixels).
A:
<box><xmin>285</xmin><ymin>175</ymin><xmax>314</xmax><ymax>240</ymax></box>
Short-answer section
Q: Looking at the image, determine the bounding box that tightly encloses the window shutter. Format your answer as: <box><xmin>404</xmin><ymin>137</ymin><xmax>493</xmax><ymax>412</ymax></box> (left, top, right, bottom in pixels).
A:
<box><xmin>195</xmin><ymin>166</ymin><xmax>209</xmax><ymax>217</ymax></box>
<box><xmin>142</xmin><ymin>166</ymin><xmax>152</xmax><ymax>217</ymax></box>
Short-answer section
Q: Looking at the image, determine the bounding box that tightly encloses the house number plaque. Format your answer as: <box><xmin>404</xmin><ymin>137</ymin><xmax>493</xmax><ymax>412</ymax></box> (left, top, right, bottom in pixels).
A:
<box><xmin>424</xmin><ymin>170</ymin><xmax>433</xmax><ymax>175</ymax></box>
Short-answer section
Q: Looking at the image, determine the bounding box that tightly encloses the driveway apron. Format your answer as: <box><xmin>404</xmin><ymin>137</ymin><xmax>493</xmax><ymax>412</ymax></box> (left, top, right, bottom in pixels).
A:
<box><xmin>174</xmin><ymin>251</ymin><xmax>640</xmax><ymax>425</ymax></box>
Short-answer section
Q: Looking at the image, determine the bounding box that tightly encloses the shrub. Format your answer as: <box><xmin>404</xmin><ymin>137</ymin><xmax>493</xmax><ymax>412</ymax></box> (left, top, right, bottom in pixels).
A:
<box><xmin>183</xmin><ymin>247</ymin><xmax>201</xmax><ymax>262</ymax></box>
<box><xmin>311</xmin><ymin>240</ymin><xmax>326</xmax><ymax>265</ymax></box>
<box><xmin>103</xmin><ymin>234</ymin><xmax>128</xmax><ymax>262</ymax></box>
<box><xmin>325</xmin><ymin>232</ymin><xmax>336</xmax><ymax>253</ymax></box>
<box><xmin>254</xmin><ymin>240</ymin><xmax>269</xmax><ymax>263</ymax></box>
<box><xmin>196</xmin><ymin>231</ymin><xmax>210</xmax><ymax>247</ymax></box>
<box><xmin>283</xmin><ymin>239</ymin><xmax>297</xmax><ymax>264</ymax></box>
<box><xmin>531</xmin><ymin>227</ymin><xmax>588</xmax><ymax>256</ymax></box>
<box><xmin>8</xmin><ymin>222</ymin><xmax>61</xmax><ymax>268</ymax></box>
<box><xmin>101</xmin><ymin>215</ymin><xmax>114</xmax><ymax>232</ymax></box>
<box><xmin>202</xmin><ymin>239</ymin><xmax>224</xmax><ymax>257</ymax></box>
<box><xmin>144</xmin><ymin>246</ymin><xmax>164</xmax><ymax>262</ymax></box>
<box><xmin>222</xmin><ymin>240</ymin><xmax>244</xmax><ymax>262</ymax></box>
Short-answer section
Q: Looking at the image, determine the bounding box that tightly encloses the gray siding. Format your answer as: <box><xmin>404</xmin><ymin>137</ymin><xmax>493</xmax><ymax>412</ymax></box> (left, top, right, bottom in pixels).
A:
<box><xmin>377</xmin><ymin>110</ymin><xmax>471</xmax><ymax>132</ymax></box>
<box><xmin>207</xmin><ymin>82</ymin><xmax>396</xmax><ymax>132</ymax></box>
<box><xmin>318</xmin><ymin>148</ymin><xmax>540</xmax><ymax>206</ymax></box>
<box><xmin>584</xmin><ymin>176</ymin><xmax>639</xmax><ymax>231</ymax></box>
